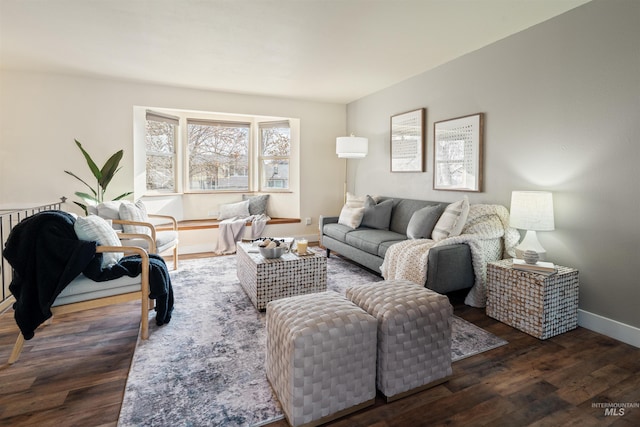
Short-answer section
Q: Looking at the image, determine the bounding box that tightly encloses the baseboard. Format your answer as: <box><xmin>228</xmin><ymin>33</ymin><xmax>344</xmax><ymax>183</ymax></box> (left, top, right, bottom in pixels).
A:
<box><xmin>578</xmin><ymin>309</ymin><xmax>640</xmax><ymax>348</ymax></box>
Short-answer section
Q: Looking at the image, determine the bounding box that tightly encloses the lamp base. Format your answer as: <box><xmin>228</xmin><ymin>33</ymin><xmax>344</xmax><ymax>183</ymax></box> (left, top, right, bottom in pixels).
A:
<box><xmin>514</xmin><ymin>230</ymin><xmax>547</xmax><ymax>261</ymax></box>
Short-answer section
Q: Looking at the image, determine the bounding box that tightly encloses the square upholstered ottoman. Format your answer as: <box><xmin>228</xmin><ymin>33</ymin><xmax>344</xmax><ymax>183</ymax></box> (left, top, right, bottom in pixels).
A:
<box><xmin>265</xmin><ymin>292</ymin><xmax>377</xmax><ymax>427</ymax></box>
<box><xmin>347</xmin><ymin>280</ymin><xmax>452</xmax><ymax>401</ymax></box>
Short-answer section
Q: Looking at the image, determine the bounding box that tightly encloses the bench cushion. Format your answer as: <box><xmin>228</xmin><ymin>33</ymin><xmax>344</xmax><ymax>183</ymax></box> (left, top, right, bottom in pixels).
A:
<box><xmin>53</xmin><ymin>274</ymin><xmax>142</xmax><ymax>306</ymax></box>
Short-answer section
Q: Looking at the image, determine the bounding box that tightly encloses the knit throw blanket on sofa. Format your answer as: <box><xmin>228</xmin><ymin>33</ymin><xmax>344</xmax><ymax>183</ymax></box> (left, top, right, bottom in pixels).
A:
<box><xmin>380</xmin><ymin>204</ymin><xmax>520</xmax><ymax>307</ymax></box>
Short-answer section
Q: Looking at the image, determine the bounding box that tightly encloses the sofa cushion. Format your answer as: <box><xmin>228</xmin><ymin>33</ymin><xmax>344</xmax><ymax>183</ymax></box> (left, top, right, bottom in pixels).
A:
<box><xmin>377</xmin><ymin>239</ymin><xmax>407</xmax><ymax>258</ymax></box>
<box><xmin>242</xmin><ymin>194</ymin><xmax>269</xmax><ymax>216</ymax></box>
<box><xmin>407</xmin><ymin>204</ymin><xmax>445</xmax><ymax>239</ymax></box>
<box><xmin>432</xmin><ymin>197</ymin><xmax>470</xmax><ymax>241</ymax></box>
<box><xmin>218</xmin><ymin>199</ymin><xmax>250</xmax><ymax>220</ymax></box>
<box><xmin>361</xmin><ymin>196</ymin><xmax>393</xmax><ymax>230</ymax></box>
<box><xmin>387</xmin><ymin>199</ymin><xmax>444</xmax><ymax>235</ymax></box>
<box><xmin>323</xmin><ymin>223</ymin><xmax>354</xmax><ymax>243</ymax></box>
<box><xmin>345</xmin><ymin>229</ymin><xmax>406</xmax><ymax>256</ymax></box>
<box><xmin>338</xmin><ymin>205</ymin><xmax>365</xmax><ymax>229</ymax></box>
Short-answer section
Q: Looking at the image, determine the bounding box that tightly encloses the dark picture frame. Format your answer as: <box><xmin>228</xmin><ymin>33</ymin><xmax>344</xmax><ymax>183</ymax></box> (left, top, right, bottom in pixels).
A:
<box><xmin>390</xmin><ymin>108</ymin><xmax>425</xmax><ymax>172</ymax></box>
<box><xmin>433</xmin><ymin>113</ymin><xmax>484</xmax><ymax>192</ymax></box>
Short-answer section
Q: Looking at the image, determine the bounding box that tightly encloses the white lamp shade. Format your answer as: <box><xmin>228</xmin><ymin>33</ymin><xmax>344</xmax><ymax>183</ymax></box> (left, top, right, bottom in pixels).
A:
<box><xmin>336</xmin><ymin>136</ymin><xmax>368</xmax><ymax>158</ymax></box>
<box><xmin>509</xmin><ymin>191</ymin><xmax>555</xmax><ymax>231</ymax></box>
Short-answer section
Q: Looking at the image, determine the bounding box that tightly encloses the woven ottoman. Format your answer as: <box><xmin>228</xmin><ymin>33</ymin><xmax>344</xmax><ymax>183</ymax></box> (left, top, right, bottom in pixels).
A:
<box><xmin>346</xmin><ymin>280</ymin><xmax>453</xmax><ymax>401</ymax></box>
<box><xmin>265</xmin><ymin>292</ymin><xmax>377</xmax><ymax>427</ymax></box>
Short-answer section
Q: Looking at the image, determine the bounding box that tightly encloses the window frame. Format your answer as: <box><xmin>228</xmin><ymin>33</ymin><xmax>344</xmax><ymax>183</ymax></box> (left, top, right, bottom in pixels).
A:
<box><xmin>145</xmin><ymin>111</ymin><xmax>179</xmax><ymax>194</ymax></box>
<box><xmin>186</xmin><ymin>119</ymin><xmax>252</xmax><ymax>193</ymax></box>
<box><xmin>258</xmin><ymin>120</ymin><xmax>291</xmax><ymax>192</ymax></box>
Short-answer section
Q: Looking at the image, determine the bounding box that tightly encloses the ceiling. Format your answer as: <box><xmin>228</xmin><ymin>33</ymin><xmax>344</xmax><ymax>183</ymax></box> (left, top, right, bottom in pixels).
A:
<box><xmin>0</xmin><ymin>0</ymin><xmax>590</xmax><ymax>104</ymax></box>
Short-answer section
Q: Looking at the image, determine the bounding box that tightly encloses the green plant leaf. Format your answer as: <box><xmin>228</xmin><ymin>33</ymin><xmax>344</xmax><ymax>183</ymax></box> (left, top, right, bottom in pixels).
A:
<box><xmin>75</xmin><ymin>139</ymin><xmax>102</xmax><ymax>181</ymax></box>
<box><xmin>74</xmin><ymin>191</ymin><xmax>99</xmax><ymax>204</ymax></box>
<box><xmin>99</xmin><ymin>150</ymin><xmax>124</xmax><ymax>190</ymax></box>
<box><xmin>64</xmin><ymin>170</ymin><xmax>97</xmax><ymax>196</ymax></box>
<box><xmin>113</xmin><ymin>191</ymin><xmax>133</xmax><ymax>201</ymax></box>
<box><xmin>73</xmin><ymin>201</ymin><xmax>88</xmax><ymax>215</ymax></box>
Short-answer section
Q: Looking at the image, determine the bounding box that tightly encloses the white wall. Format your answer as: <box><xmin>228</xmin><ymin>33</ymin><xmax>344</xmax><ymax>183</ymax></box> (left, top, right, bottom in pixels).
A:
<box><xmin>0</xmin><ymin>71</ymin><xmax>346</xmax><ymax>242</ymax></box>
<box><xmin>346</xmin><ymin>0</ymin><xmax>640</xmax><ymax>334</ymax></box>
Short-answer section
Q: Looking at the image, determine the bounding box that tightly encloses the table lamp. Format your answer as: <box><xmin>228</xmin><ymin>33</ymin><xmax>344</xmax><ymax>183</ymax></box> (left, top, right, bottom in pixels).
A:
<box><xmin>509</xmin><ymin>191</ymin><xmax>555</xmax><ymax>260</ymax></box>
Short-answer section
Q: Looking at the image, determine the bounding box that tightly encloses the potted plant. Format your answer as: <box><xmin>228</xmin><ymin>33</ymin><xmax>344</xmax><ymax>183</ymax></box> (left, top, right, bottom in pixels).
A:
<box><xmin>65</xmin><ymin>139</ymin><xmax>133</xmax><ymax>214</ymax></box>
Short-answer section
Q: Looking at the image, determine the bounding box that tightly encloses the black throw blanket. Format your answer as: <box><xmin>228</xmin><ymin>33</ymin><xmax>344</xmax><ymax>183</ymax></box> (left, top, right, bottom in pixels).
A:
<box><xmin>4</xmin><ymin>210</ymin><xmax>174</xmax><ymax>340</ymax></box>
<box><xmin>83</xmin><ymin>253</ymin><xmax>174</xmax><ymax>326</ymax></box>
<box><xmin>4</xmin><ymin>211</ymin><xmax>96</xmax><ymax>339</ymax></box>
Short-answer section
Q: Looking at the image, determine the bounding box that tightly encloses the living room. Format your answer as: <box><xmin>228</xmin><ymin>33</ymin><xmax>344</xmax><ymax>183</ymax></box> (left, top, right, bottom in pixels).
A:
<box><xmin>1</xmin><ymin>0</ymin><xmax>638</xmax><ymax>425</ymax></box>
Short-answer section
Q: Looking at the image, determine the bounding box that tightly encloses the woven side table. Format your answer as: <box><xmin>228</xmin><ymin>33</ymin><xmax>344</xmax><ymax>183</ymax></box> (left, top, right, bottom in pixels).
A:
<box><xmin>486</xmin><ymin>259</ymin><xmax>579</xmax><ymax>339</ymax></box>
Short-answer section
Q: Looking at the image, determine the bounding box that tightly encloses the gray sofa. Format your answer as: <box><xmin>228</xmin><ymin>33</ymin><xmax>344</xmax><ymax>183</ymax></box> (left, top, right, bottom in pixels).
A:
<box><xmin>320</xmin><ymin>196</ymin><xmax>474</xmax><ymax>294</ymax></box>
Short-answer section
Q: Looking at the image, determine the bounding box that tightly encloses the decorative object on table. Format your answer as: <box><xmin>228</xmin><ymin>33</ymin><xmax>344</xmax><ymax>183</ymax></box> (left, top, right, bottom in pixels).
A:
<box><xmin>523</xmin><ymin>249</ymin><xmax>539</xmax><ymax>264</ymax></box>
<box><xmin>486</xmin><ymin>259</ymin><xmax>578</xmax><ymax>340</ymax></box>
<box><xmin>433</xmin><ymin>113</ymin><xmax>484</xmax><ymax>191</ymax></box>
<box><xmin>336</xmin><ymin>134</ymin><xmax>368</xmax><ymax>203</ymax></box>
<box><xmin>509</xmin><ymin>191</ymin><xmax>555</xmax><ymax>260</ymax></box>
<box><xmin>64</xmin><ymin>139</ymin><xmax>133</xmax><ymax>214</ymax></box>
<box><xmin>118</xmin><ymin>254</ymin><xmax>506</xmax><ymax>427</ymax></box>
<box><xmin>512</xmin><ymin>258</ymin><xmax>556</xmax><ymax>275</ymax></box>
<box><xmin>294</xmin><ymin>238</ymin><xmax>308</xmax><ymax>254</ymax></box>
<box><xmin>390</xmin><ymin>108</ymin><xmax>425</xmax><ymax>172</ymax></box>
<box><xmin>257</xmin><ymin>238</ymin><xmax>289</xmax><ymax>258</ymax></box>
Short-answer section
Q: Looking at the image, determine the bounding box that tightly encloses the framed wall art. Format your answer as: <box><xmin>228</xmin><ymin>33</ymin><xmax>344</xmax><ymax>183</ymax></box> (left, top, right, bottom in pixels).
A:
<box><xmin>433</xmin><ymin>113</ymin><xmax>484</xmax><ymax>192</ymax></box>
<box><xmin>390</xmin><ymin>108</ymin><xmax>425</xmax><ymax>172</ymax></box>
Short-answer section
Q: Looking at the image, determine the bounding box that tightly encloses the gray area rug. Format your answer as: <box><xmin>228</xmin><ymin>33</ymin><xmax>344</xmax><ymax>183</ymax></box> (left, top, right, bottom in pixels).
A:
<box><xmin>118</xmin><ymin>252</ymin><xmax>506</xmax><ymax>427</ymax></box>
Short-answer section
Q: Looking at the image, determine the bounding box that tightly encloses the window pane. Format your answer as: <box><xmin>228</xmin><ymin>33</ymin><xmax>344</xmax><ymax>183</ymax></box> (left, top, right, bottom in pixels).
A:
<box><xmin>188</xmin><ymin>121</ymin><xmax>249</xmax><ymax>191</ymax></box>
<box><xmin>261</xmin><ymin>125</ymin><xmax>290</xmax><ymax>156</ymax></box>
<box><xmin>261</xmin><ymin>159</ymin><xmax>289</xmax><ymax>189</ymax></box>
<box><xmin>145</xmin><ymin>120</ymin><xmax>175</xmax><ymax>191</ymax></box>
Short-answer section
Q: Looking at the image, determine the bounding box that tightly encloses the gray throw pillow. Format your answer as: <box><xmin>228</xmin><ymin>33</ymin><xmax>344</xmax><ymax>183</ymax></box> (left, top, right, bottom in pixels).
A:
<box><xmin>361</xmin><ymin>196</ymin><xmax>393</xmax><ymax>230</ymax></box>
<box><xmin>407</xmin><ymin>204</ymin><xmax>445</xmax><ymax>239</ymax></box>
<box><xmin>242</xmin><ymin>194</ymin><xmax>270</xmax><ymax>216</ymax></box>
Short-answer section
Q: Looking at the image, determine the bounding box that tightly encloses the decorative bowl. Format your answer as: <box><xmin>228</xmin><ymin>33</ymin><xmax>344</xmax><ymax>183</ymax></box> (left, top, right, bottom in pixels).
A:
<box><xmin>259</xmin><ymin>246</ymin><xmax>288</xmax><ymax>259</ymax></box>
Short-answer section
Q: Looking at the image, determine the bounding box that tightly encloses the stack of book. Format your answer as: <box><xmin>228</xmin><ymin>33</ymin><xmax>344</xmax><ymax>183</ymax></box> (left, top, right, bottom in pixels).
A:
<box><xmin>512</xmin><ymin>258</ymin><xmax>557</xmax><ymax>275</ymax></box>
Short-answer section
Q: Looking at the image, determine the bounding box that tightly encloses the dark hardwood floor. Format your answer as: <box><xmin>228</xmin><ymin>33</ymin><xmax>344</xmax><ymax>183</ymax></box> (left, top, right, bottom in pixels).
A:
<box><xmin>0</xmin><ymin>257</ymin><xmax>638</xmax><ymax>426</ymax></box>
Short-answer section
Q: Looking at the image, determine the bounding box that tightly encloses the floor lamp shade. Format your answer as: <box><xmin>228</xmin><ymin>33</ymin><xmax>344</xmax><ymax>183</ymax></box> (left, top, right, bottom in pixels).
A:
<box><xmin>336</xmin><ymin>136</ymin><xmax>368</xmax><ymax>158</ymax></box>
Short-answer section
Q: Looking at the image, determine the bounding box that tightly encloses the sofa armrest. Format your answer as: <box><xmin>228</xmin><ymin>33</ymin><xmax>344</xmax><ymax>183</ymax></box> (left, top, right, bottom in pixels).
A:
<box><xmin>319</xmin><ymin>215</ymin><xmax>339</xmax><ymax>247</ymax></box>
<box><xmin>426</xmin><ymin>244</ymin><xmax>475</xmax><ymax>294</ymax></box>
<box><xmin>319</xmin><ymin>215</ymin><xmax>339</xmax><ymax>228</ymax></box>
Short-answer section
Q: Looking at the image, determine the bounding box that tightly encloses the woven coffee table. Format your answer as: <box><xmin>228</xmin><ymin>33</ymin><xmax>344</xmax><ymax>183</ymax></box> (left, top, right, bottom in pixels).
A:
<box><xmin>236</xmin><ymin>242</ymin><xmax>327</xmax><ymax>310</ymax></box>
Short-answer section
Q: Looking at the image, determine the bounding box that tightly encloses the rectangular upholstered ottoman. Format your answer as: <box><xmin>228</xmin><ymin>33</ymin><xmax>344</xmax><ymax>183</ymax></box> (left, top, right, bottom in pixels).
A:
<box><xmin>265</xmin><ymin>292</ymin><xmax>377</xmax><ymax>427</ymax></box>
<box><xmin>347</xmin><ymin>279</ymin><xmax>452</xmax><ymax>401</ymax></box>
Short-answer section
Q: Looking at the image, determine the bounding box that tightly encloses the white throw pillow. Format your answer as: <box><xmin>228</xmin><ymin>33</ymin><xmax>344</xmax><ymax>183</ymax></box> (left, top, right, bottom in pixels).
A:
<box><xmin>74</xmin><ymin>215</ymin><xmax>123</xmax><ymax>268</ymax></box>
<box><xmin>432</xmin><ymin>196</ymin><xmax>470</xmax><ymax>241</ymax></box>
<box><xmin>338</xmin><ymin>205</ymin><xmax>365</xmax><ymax>229</ymax></box>
<box><xmin>88</xmin><ymin>200</ymin><xmax>124</xmax><ymax>231</ymax></box>
<box><xmin>345</xmin><ymin>192</ymin><xmax>365</xmax><ymax>208</ymax></box>
<box><xmin>218</xmin><ymin>200</ymin><xmax>250</xmax><ymax>220</ymax></box>
<box><xmin>119</xmin><ymin>200</ymin><xmax>151</xmax><ymax>235</ymax></box>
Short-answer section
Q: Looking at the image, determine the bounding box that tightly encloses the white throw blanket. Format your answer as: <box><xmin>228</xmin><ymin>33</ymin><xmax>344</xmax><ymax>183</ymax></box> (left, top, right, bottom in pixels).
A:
<box><xmin>380</xmin><ymin>204</ymin><xmax>519</xmax><ymax>307</ymax></box>
<box><xmin>213</xmin><ymin>214</ymin><xmax>270</xmax><ymax>255</ymax></box>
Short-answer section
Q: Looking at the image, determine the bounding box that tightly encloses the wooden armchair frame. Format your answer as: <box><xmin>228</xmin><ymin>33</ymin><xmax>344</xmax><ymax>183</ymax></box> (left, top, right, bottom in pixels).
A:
<box><xmin>8</xmin><ymin>245</ymin><xmax>151</xmax><ymax>365</ymax></box>
<box><xmin>113</xmin><ymin>213</ymin><xmax>179</xmax><ymax>270</ymax></box>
